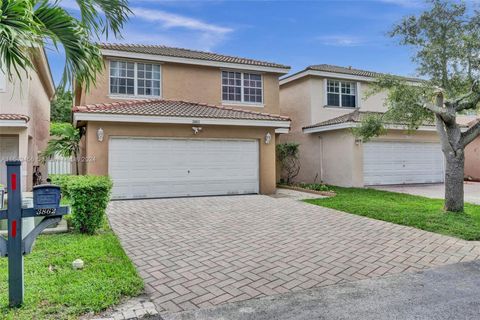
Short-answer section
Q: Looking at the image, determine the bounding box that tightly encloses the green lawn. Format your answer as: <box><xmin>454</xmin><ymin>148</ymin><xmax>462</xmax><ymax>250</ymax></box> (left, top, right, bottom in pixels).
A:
<box><xmin>0</xmin><ymin>230</ymin><xmax>143</xmax><ymax>320</ymax></box>
<box><xmin>305</xmin><ymin>187</ymin><xmax>480</xmax><ymax>241</ymax></box>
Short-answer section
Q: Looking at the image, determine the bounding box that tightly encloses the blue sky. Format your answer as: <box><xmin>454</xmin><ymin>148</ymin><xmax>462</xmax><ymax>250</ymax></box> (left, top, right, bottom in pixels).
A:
<box><xmin>48</xmin><ymin>0</ymin><xmax>432</xmax><ymax>85</ymax></box>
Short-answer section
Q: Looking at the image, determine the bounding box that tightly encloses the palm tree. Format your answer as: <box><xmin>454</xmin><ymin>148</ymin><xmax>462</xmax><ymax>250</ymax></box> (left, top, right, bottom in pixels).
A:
<box><xmin>0</xmin><ymin>0</ymin><xmax>131</xmax><ymax>89</ymax></box>
<box><xmin>42</xmin><ymin>123</ymin><xmax>81</xmax><ymax>175</ymax></box>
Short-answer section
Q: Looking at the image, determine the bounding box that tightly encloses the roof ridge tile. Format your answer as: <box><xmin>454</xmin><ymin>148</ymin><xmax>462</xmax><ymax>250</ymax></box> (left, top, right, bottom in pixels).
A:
<box><xmin>99</xmin><ymin>43</ymin><xmax>290</xmax><ymax>70</ymax></box>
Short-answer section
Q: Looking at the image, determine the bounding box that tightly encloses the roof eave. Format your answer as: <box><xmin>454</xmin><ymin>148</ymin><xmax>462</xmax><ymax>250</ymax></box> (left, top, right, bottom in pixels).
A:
<box><xmin>100</xmin><ymin>49</ymin><xmax>291</xmax><ymax>74</ymax></box>
<box><xmin>32</xmin><ymin>48</ymin><xmax>55</xmax><ymax>99</ymax></box>
<box><xmin>0</xmin><ymin>119</ymin><xmax>29</xmax><ymax>128</ymax></box>
<box><xmin>303</xmin><ymin>122</ymin><xmax>439</xmax><ymax>134</ymax></box>
<box><xmin>73</xmin><ymin>112</ymin><xmax>291</xmax><ymax>128</ymax></box>
<box><xmin>280</xmin><ymin>69</ymin><xmax>422</xmax><ymax>86</ymax></box>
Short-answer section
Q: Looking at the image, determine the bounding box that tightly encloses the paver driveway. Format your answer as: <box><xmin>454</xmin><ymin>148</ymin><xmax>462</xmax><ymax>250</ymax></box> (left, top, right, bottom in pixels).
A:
<box><xmin>107</xmin><ymin>195</ymin><xmax>480</xmax><ymax>314</ymax></box>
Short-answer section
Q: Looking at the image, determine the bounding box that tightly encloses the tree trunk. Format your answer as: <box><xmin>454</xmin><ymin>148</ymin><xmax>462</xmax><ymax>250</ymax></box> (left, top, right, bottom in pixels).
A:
<box><xmin>444</xmin><ymin>149</ymin><xmax>465</xmax><ymax>212</ymax></box>
<box><xmin>74</xmin><ymin>151</ymin><xmax>79</xmax><ymax>176</ymax></box>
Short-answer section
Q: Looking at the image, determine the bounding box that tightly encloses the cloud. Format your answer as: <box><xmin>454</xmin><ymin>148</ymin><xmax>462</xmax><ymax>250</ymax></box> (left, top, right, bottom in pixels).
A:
<box><xmin>131</xmin><ymin>7</ymin><xmax>232</xmax><ymax>35</ymax></box>
<box><xmin>56</xmin><ymin>1</ymin><xmax>233</xmax><ymax>51</ymax></box>
<box><xmin>114</xmin><ymin>29</ymin><xmax>226</xmax><ymax>52</ymax></box>
<box><xmin>316</xmin><ymin>35</ymin><xmax>364</xmax><ymax>47</ymax></box>
<box><xmin>125</xmin><ymin>7</ymin><xmax>233</xmax><ymax>51</ymax></box>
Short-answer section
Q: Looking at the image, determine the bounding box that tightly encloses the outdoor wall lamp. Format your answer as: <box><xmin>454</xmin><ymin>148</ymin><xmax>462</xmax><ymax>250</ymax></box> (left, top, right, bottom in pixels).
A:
<box><xmin>265</xmin><ymin>132</ymin><xmax>272</xmax><ymax>144</ymax></box>
<box><xmin>192</xmin><ymin>127</ymin><xmax>203</xmax><ymax>135</ymax></box>
<box><xmin>97</xmin><ymin>128</ymin><xmax>104</xmax><ymax>142</ymax></box>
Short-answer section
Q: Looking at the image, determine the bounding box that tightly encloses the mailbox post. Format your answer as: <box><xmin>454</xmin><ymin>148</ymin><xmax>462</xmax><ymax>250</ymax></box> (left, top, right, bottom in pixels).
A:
<box><xmin>6</xmin><ymin>161</ymin><xmax>23</xmax><ymax>306</ymax></box>
<box><xmin>0</xmin><ymin>161</ymin><xmax>69</xmax><ymax>307</ymax></box>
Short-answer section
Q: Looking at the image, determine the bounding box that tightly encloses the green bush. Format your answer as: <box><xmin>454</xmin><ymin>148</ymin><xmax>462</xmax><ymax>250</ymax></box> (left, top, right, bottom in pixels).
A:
<box><xmin>299</xmin><ymin>183</ymin><xmax>331</xmax><ymax>192</ymax></box>
<box><xmin>49</xmin><ymin>174</ymin><xmax>72</xmax><ymax>198</ymax></box>
<box><xmin>50</xmin><ymin>175</ymin><xmax>113</xmax><ymax>234</ymax></box>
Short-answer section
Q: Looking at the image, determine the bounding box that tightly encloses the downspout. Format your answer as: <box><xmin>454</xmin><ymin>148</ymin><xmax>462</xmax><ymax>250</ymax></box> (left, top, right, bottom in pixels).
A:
<box><xmin>319</xmin><ymin>136</ymin><xmax>324</xmax><ymax>183</ymax></box>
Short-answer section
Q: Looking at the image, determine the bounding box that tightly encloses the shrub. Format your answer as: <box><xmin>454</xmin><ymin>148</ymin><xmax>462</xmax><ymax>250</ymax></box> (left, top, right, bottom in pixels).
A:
<box><xmin>50</xmin><ymin>175</ymin><xmax>113</xmax><ymax>234</ymax></box>
<box><xmin>299</xmin><ymin>183</ymin><xmax>331</xmax><ymax>192</ymax></box>
<box><xmin>50</xmin><ymin>174</ymin><xmax>73</xmax><ymax>198</ymax></box>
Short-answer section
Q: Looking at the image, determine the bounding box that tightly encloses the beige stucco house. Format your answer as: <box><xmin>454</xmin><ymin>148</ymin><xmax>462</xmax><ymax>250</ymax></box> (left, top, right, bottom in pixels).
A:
<box><xmin>458</xmin><ymin>115</ymin><xmax>480</xmax><ymax>181</ymax></box>
<box><xmin>0</xmin><ymin>49</ymin><xmax>55</xmax><ymax>191</ymax></box>
<box><xmin>73</xmin><ymin>44</ymin><xmax>290</xmax><ymax>199</ymax></box>
<box><xmin>279</xmin><ymin>64</ymin><xmax>445</xmax><ymax>187</ymax></box>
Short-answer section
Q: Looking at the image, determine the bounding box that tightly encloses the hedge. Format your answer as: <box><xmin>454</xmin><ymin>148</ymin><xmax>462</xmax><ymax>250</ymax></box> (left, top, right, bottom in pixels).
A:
<box><xmin>50</xmin><ymin>175</ymin><xmax>113</xmax><ymax>234</ymax></box>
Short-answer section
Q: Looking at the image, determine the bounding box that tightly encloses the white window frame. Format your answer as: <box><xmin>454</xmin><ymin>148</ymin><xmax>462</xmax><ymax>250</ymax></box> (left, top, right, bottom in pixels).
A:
<box><xmin>108</xmin><ymin>60</ymin><xmax>162</xmax><ymax>99</ymax></box>
<box><xmin>325</xmin><ymin>79</ymin><xmax>358</xmax><ymax>108</ymax></box>
<box><xmin>221</xmin><ymin>70</ymin><xmax>264</xmax><ymax>107</ymax></box>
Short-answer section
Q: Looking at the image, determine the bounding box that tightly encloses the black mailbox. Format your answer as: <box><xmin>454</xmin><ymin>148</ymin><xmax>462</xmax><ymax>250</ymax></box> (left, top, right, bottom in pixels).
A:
<box><xmin>33</xmin><ymin>185</ymin><xmax>61</xmax><ymax>215</ymax></box>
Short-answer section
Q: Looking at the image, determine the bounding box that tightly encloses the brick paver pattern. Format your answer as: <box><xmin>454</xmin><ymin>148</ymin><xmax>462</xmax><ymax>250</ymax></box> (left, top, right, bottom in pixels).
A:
<box><xmin>107</xmin><ymin>195</ymin><xmax>480</xmax><ymax>313</ymax></box>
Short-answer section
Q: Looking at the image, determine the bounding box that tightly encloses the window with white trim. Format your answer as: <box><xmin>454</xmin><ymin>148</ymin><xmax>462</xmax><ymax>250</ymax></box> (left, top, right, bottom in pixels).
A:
<box><xmin>326</xmin><ymin>79</ymin><xmax>356</xmax><ymax>108</ymax></box>
<box><xmin>222</xmin><ymin>71</ymin><xmax>263</xmax><ymax>104</ymax></box>
<box><xmin>109</xmin><ymin>60</ymin><xmax>161</xmax><ymax>97</ymax></box>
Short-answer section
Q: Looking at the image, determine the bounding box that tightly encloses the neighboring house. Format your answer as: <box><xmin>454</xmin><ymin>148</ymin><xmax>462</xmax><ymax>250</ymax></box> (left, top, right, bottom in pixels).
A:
<box><xmin>279</xmin><ymin>64</ymin><xmax>445</xmax><ymax>187</ymax></box>
<box><xmin>458</xmin><ymin>115</ymin><xmax>480</xmax><ymax>181</ymax></box>
<box><xmin>0</xmin><ymin>49</ymin><xmax>55</xmax><ymax>191</ymax></box>
<box><xmin>73</xmin><ymin>43</ymin><xmax>291</xmax><ymax>199</ymax></box>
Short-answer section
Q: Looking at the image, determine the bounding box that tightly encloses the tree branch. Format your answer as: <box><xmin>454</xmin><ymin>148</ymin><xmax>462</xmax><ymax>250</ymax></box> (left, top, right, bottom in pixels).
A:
<box><xmin>461</xmin><ymin>120</ymin><xmax>480</xmax><ymax>147</ymax></box>
<box><xmin>423</xmin><ymin>93</ymin><xmax>456</xmax><ymax>125</ymax></box>
<box><xmin>455</xmin><ymin>93</ymin><xmax>480</xmax><ymax>112</ymax></box>
<box><xmin>450</xmin><ymin>80</ymin><xmax>480</xmax><ymax>112</ymax></box>
<box><xmin>435</xmin><ymin>114</ymin><xmax>454</xmax><ymax>153</ymax></box>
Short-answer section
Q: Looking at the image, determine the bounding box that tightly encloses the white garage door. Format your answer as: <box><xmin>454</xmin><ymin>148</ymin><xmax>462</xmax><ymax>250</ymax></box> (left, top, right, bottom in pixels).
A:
<box><xmin>109</xmin><ymin>138</ymin><xmax>259</xmax><ymax>199</ymax></box>
<box><xmin>363</xmin><ymin>141</ymin><xmax>444</xmax><ymax>186</ymax></box>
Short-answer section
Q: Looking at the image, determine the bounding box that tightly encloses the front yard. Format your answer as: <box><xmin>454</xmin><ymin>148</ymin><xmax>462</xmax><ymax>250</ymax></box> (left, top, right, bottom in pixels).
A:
<box><xmin>306</xmin><ymin>187</ymin><xmax>480</xmax><ymax>241</ymax></box>
<box><xmin>0</xmin><ymin>230</ymin><xmax>143</xmax><ymax>320</ymax></box>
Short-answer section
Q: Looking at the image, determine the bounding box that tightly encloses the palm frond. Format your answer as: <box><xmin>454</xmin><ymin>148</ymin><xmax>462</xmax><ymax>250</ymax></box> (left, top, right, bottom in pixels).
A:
<box><xmin>41</xmin><ymin>123</ymin><xmax>81</xmax><ymax>162</ymax></box>
<box><xmin>75</xmin><ymin>0</ymin><xmax>131</xmax><ymax>39</ymax></box>
<box><xmin>0</xmin><ymin>0</ymin><xmax>40</xmax><ymax>78</ymax></box>
<box><xmin>0</xmin><ymin>0</ymin><xmax>131</xmax><ymax>89</ymax></box>
<box><xmin>33</xmin><ymin>1</ymin><xmax>104</xmax><ymax>90</ymax></box>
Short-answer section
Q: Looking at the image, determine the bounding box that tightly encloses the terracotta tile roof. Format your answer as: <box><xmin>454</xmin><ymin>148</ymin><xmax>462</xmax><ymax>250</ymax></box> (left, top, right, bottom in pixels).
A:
<box><xmin>303</xmin><ymin>110</ymin><xmax>434</xmax><ymax>130</ymax></box>
<box><xmin>306</xmin><ymin>64</ymin><xmax>422</xmax><ymax>82</ymax></box>
<box><xmin>73</xmin><ymin>99</ymin><xmax>290</xmax><ymax>122</ymax></box>
<box><xmin>457</xmin><ymin>115</ymin><xmax>480</xmax><ymax>127</ymax></box>
<box><xmin>100</xmin><ymin>43</ymin><xmax>290</xmax><ymax>70</ymax></box>
<box><xmin>0</xmin><ymin>114</ymin><xmax>30</xmax><ymax>122</ymax></box>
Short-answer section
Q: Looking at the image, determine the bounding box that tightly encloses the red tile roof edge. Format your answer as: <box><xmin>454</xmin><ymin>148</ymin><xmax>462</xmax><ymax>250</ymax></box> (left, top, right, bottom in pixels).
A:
<box><xmin>0</xmin><ymin>114</ymin><xmax>30</xmax><ymax>122</ymax></box>
<box><xmin>73</xmin><ymin>98</ymin><xmax>290</xmax><ymax>121</ymax></box>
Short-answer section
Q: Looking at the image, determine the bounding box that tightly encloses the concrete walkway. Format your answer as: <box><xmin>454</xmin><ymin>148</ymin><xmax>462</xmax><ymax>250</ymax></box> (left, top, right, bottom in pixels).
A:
<box><xmin>373</xmin><ymin>181</ymin><xmax>480</xmax><ymax>205</ymax></box>
<box><xmin>107</xmin><ymin>195</ymin><xmax>480</xmax><ymax>314</ymax></box>
<box><xmin>163</xmin><ymin>260</ymin><xmax>480</xmax><ymax>320</ymax></box>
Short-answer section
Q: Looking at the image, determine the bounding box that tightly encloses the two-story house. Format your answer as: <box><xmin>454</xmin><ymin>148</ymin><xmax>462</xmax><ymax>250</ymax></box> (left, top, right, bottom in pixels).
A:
<box><xmin>0</xmin><ymin>49</ymin><xmax>55</xmax><ymax>191</ymax></box>
<box><xmin>73</xmin><ymin>44</ymin><xmax>291</xmax><ymax>199</ymax></box>
<box><xmin>279</xmin><ymin>64</ymin><xmax>444</xmax><ymax>187</ymax></box>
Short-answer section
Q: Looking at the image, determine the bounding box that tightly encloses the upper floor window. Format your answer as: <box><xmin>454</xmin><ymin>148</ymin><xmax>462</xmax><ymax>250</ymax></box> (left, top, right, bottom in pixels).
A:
<box><xmin>222</xmin><ymin>71</ymin><xmax>263</xmax><ymax>104</ymax></box>
<box><xmin>326</xmin><ymin>79</ymin><xmax>356</xmax><ymax>108</ymax></box>
<box><xmin>110</xmin><ymin>60</ymin><xmax>161</xmax><ymax>97</ymax></box>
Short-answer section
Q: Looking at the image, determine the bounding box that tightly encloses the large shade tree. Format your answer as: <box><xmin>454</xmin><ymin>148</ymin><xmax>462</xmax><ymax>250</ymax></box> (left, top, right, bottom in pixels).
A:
<box><xmin>0</xmin><ymin>0</ymin><xmax>130</xmax><ymax>89</ymax></box>
<box><xmin>356</xmin><ymin>0</ymin><xmax>480</xmax><ymax>212</ymax></box>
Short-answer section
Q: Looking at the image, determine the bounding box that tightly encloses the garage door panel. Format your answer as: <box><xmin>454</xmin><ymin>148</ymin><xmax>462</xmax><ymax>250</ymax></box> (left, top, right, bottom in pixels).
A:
<box><xmin>109</xmin><ymin>138</ymin><xmax>259</xmax><ymax>199</ymax></box>
<box><xmin>363</xmin><ymin>141</ymin><xmax>444</xmax><ymax>186</ymax></box>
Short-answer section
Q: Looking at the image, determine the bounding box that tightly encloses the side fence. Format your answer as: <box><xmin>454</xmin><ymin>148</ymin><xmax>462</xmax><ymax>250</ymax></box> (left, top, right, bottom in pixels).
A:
<box><xmin>47</xmin><ymin>155</ymin><xmax>73</xmax><ymax>175</ymax></box>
